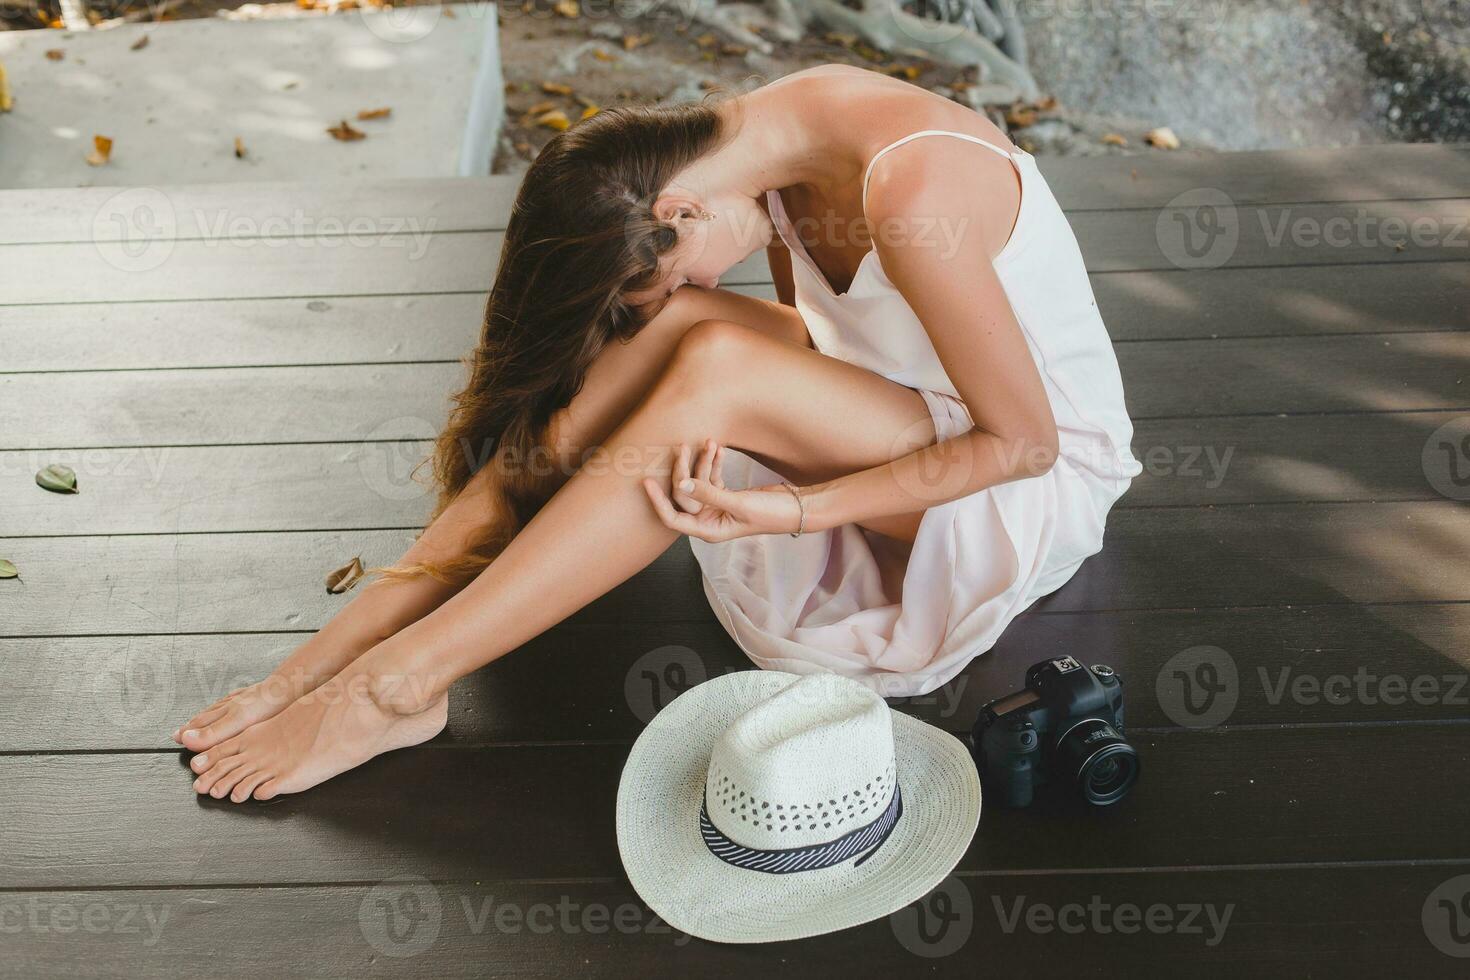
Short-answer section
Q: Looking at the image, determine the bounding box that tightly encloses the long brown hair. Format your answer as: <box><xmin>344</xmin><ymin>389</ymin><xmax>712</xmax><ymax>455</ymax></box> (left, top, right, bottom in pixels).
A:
<box><xmin>391</xmin><ymin>100</ymin><xmax>730</xmax><ymax>581</ymax></box>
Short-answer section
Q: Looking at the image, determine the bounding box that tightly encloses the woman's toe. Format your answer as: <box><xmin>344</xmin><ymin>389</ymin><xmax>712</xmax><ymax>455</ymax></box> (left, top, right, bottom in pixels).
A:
<box><xmin>181</xmin><ymin>715</ymin><xmax>240</xmax><ymax>753</ymax></box>
<box><xmin>232</xmin><ymin>771</ymin><xmax>271</xmax><ymax>803</ymax></box>
<box><xmin>211</xmin><ymin>764</ymin><xmax>255</xmax><ymax>800</ymax></box>
<box><xmin>193</xmin><ymin>753</ymin><xmax>245</xmax><ymax>793</ymax></box>
<box><xmin>253</xmin><ymin>779</ymin><xmax>280</xmax><ymax>801</ymax></box>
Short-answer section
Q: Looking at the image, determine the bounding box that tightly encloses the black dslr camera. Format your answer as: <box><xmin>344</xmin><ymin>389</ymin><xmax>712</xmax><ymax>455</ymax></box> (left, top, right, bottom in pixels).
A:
<box><xmin>971</xmin><ymin>656</ymin><xmax>1139</xmax><ymax>808</ymax></box>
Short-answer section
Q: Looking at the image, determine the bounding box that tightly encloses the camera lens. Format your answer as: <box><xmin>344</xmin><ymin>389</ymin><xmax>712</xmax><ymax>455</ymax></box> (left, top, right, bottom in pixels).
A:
<box><xmin>1055</xmin><ymin>718</ymin><xmax>1139</xmax><ymax>806</ymax></box>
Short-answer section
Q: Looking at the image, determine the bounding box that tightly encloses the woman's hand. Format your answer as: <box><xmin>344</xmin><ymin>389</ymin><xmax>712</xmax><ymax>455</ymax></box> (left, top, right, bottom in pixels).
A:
<box><xmin>641</xmin><ymin>440</ymin><xmax>804</xmax><ymax>543</ymax></box>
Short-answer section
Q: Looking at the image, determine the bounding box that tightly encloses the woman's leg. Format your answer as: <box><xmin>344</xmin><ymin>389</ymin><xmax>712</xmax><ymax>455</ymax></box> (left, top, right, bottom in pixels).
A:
<box><xmin>192</xmin><ymin>319</ymin><xmax>941</xmax><ymax>801</ymax></box>
<box><xmin>174</xmin><ymin>287</ymin><xmax>809</xmax><ymax>752</ymax></box>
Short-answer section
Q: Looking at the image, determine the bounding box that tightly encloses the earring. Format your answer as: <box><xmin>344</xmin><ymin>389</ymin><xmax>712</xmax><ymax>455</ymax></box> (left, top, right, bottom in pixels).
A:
<box><xmin>691</xmin><ymin>208</ymin><xmax>716</xmax><ymax>222</ymax></box>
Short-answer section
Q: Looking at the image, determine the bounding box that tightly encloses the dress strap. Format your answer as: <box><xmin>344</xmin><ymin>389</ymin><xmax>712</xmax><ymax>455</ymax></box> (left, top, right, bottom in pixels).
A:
<box><xmin>861</xmin><ymin>130</ymin><xmax>1020</xmax><ymax>210</ymax></box>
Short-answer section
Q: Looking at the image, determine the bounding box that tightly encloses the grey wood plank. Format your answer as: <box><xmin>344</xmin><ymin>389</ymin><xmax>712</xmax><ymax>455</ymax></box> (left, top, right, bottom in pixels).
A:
<box><xmin>0</xmin><ymin>442</ymin><xmax>436</xmax><ymax>538</ymax></box>
<box><xmin>0</xmin><ymin>363</ymin><xmax>463</xmax><ymax>449</ymax></box>
<box><xmin>5</xmin><ymin>262</ymin><xmax>1465</xmax><ymax>374</ymax></box>
<box><xmin>3</xmin><ymin>200</ymin><xmax>1465</xmax><ymax>306</ymax></box>
<box><xmin>4</xmin><ymin>723</ymin><xmax>1470</xmax><ymax>887</ymax></box>
<box><xmin>0</xmin><ymin>531</ymin><xmax>705</xmax><ymax>637</ymax></box>
<box><xmin>1</xmin><ymin>294</ymin><xmax>488</xmax><ymax>373</ymax></box>
<box><xmin>2</xmin><ymin>144</ymin><xmax>1462</xmax><ymax>246</ymax></box>
<box><xmin>2</xmin><ymin>502</ymin><xmax>1466</xmax><ymax>637</ymax></box>
<box><xmin>6</xmin><ymin>866</ymin><xmax>1462</xmax><ymax>979</ymax></box>
<box><xmin>0</xmin><ymin>176</ymin><xmax>517</xmax><ymax>246</ymax></box>
<box><xmin>10</xmin><ymin>600</ymin><xmax>1470</xmax><ymax>751</ymax></box>
<box><xmin>1038</xmin><ymin>142</ymin><xmax>1470</xmax><ymax>210</ymax></box>
<box><xmin>5</xmin><ymin>332</ymin><xmax>1463</xmax><ymax>450</ymax></box>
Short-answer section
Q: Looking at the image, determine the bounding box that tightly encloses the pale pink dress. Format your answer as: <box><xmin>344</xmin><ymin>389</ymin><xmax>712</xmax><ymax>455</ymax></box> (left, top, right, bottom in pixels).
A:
<box><xmin>688</xmin><ymin>131</ymin><xmax>1142</xmax><ymax>698</ymax></box>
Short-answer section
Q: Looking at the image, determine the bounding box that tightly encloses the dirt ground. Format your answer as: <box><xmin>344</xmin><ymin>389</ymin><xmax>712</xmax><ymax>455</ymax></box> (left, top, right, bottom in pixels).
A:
<box><xmin>4</xmin><ymin>0</ymin><xmax>1465</xmax><ymax>177</ymax></box>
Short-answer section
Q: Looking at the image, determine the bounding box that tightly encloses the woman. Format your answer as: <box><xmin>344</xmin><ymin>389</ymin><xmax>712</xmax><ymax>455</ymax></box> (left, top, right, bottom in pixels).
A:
<box><xmin>172</xmin><ymin>65</ymin><xmax>1139</xmax><ymax>803</ymax></box>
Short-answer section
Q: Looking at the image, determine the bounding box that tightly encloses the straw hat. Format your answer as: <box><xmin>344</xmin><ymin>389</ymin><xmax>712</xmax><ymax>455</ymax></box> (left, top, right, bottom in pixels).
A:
<box><xmin>616</xmin><ymin>670</ymin><xmax>981</xmax><ymax>943</ymax></box>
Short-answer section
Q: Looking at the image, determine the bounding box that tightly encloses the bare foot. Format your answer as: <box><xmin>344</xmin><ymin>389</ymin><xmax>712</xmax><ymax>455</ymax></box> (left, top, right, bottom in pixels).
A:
<box><xmin>188</xmin><ymin>675</ymin><xmax>448</xmax><ymax>803</ymax></box>
<box><xmin>173</xmin><ymin>637</ymin><xmax>369</xmax><ymax>753</ymax></box>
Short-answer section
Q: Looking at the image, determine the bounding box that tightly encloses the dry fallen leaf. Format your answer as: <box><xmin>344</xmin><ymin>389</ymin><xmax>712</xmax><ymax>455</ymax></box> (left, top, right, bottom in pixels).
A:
<box><xmin>0</xmin><ymin>559</ymin><xmax>17</xmax><ymax>580</ymax></box>
<box><xmin>580</xmin><ymin>105</ymin><xmax>599</xmax><ymax>121</ymax></box>
<box><xmin>1101</xmin><ymin>133</ymin><xmax>1128</xmax><ymax>147</ymax></box>
<box><xmin>45</xmin><ymin>49</ymin><xmax>65</xmax><ymax>61</ymax></box>
<box><xmin>553</xmin><ymin>0</ymin><xmax>578</xmax><ymax>17</ymax></box>
<box><xmin>0</xmin><ymin>62</ymin><xmax>12</xmax><ymax>113</ymax></box>
<box><xmin>592</xmin><ymin>48</ymin><xmax>616</xmax><ymax>62</ymax></box>
<box><xmin>537</xmin><ymin>109</ymin><xmax>571</xmax><ymax>132</ymax></box>
<box><xmin>540</xmin><ymin>81</ymin><xmax>573</xmax><ymax>96</ymax></box>
<box><xmin>1145</xmin><ymin>126</ymin><xmax>1181</xmax><ymax>150</ymax></box>
<box><xmin>694</xmin><ymin>33</ymin><xmax>717</xmax><ymax>49</ymax></box>
<box><xmin>523</xmin><ymin>100</ymin><xmax>557</xmax><ymax>117</ymax></box>
<box><xmin>326</xmin><ymin>120</ymin><xmax>366</xmax><ymax>142</ymax></box>
<box><xmin>1005</xmin><ymin>105</ymin><xmax>1038</xmax><ymax>129</ymax></box>
<box><xmin>36</xmin><ymin>463</ymin><xmax>78</xmax><ymax>494</ymax></box>
<box><xmin>131</xmin><ymin>35</ymin><xmax>149</xmax><ymax>51</ymax></box>
<box><xmin>1037</xmin><ymin>96</ymin><xmax>1059</xmax><ymax>111</ymax></box>
<box><xmin>326</xmin><ymin>556</ymin><xmax>365</xmax><ymax>595</ymax></box>
<box><xmin>234</xmin><ymin>136</ymin><xmax>246</xmax><ymax>159</ymax></box>
<box><xmin>85</xmin><ymin>135</ymin><xmax>113</xmax><ymax>167</ymax></box>
<box><xmin>621</xmin><ymin>33</ymin><xmax>652</xmax><ymax>51</ymax></box>
<box><xmin>357</xmin><ymin>107</ymin><xmax>392</xmax><ymax>121</ymax></box>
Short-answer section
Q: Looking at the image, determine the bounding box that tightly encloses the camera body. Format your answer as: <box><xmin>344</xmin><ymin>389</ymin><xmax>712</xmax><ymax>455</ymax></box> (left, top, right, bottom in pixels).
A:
<box><xmin>972</xmin><ymin>656</ymin><xmax>1138</xmax><ymax>808</ymax></box>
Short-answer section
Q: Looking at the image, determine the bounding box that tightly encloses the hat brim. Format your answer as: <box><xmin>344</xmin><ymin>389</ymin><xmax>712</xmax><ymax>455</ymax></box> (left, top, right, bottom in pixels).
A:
<box><xmin>616</xmin><ymin>670</ymin><xmax>981</xmax><ymax>944</ymax></box>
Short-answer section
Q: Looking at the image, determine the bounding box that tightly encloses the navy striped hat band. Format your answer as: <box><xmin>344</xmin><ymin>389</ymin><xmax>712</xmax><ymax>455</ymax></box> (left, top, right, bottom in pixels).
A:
<box><xmin>699</xmin><ymin>782</ymin><xmax>904</xmax><ymax>875</ymax></box>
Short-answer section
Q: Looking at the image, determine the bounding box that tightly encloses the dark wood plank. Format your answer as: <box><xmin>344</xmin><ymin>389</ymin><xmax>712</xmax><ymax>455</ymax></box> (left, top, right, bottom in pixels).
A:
<box><xmin>4</xmin><ymin>723</ymin><xmax>1469</xmax><ymax>887</ymax></box>
<box><xmin>1117</xmin><ymin>332</ymin><xmax>1470</xmax><ymax>419</ymax></box>
<box><xmin>6</xmin><ymin>261</ymin><xmax>1465</xmax><ymax>375</ymax></box>
<box><xmin>3</xmin><ymin>501</ymin><xmax>1466</xmax><ymax>636</ymax></box>
<box><xmin>1043</xmin><ymin>499</ymin><xmax>1470</xmax><ymax>612</ymax></box>
<box><xmin>5</xmin><ymin>332</ymin><xmax>1464</xmax><ymax>450</ymax></box>
<box><xmin>7</xmin><ymin>865</ymin><xmax>1466</xmax><ymax>979</ymax></box>
<box><xmin>1125</xmin><ymin>411</ymin><xmax>1462</xmax><ymax>507</ymax></box>
<box><xmin>10</xmin><ymin>600</ymin><xmax>1470</xmax><ymax>751</ymax></box>
<box><xmin>3</xmin><ymin>200</ymin><xmax>1465</xmax><ymax>306</ymax></box>
<box><xmin>1093</xmin><ymin>261</ymin><xmax>1469</xmax><ymax>341</ymax></box>
<box><xmin>1038</xmin><ymin>142</ymin><xmax>1470</xmax><ymax>210</ymax></box>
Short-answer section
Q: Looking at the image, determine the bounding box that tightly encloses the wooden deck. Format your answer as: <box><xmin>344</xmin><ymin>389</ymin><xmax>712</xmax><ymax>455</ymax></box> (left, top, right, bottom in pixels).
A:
<box><xmin>2</xmin><ymin>143</ymin><xmax>1469</xmax><ymax>977</ymax></box>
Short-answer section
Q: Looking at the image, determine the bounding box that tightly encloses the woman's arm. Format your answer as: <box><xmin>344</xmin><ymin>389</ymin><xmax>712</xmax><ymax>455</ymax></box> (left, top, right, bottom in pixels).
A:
<box><xmin>801</xmin><ymin>150</ymin><xmax>1056</xmax><ymax>531</ymax></box>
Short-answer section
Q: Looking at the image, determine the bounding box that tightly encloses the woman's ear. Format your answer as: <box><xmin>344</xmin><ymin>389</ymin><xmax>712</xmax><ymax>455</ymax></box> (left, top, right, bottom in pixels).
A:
<box><xmin>652</xmin><ymin>193</ymin><xmax>704</xmax><ymax>224</ymax></box>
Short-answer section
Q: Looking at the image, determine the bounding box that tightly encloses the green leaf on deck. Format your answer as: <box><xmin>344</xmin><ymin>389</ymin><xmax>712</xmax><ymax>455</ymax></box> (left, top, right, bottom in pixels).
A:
<box><xmin>0</xmin><ymin>560</ymin><xmax>18</xmax><ymax>580</ymax></box>
<box><xmin>36</xmin><ymin>464</ymin><xmax>79</xmax><ymax>494</ymax></box>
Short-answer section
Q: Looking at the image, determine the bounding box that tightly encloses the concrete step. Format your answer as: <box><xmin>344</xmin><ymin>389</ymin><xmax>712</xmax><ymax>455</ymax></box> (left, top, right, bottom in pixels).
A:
<box><xmin>0</xmin><ymin>7</ymin><xmax>503</xmax><ymax>188</ymax></box>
